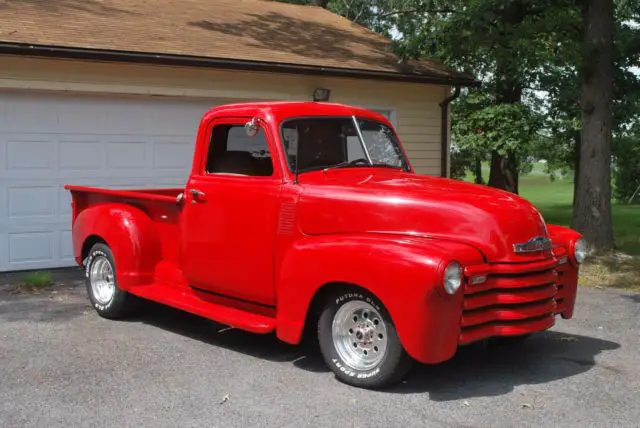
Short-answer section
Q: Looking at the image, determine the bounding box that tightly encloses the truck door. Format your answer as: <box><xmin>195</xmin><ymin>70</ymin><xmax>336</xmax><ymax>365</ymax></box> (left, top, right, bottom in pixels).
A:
<box><xmin>181</xmin><ymin>117</ymin><xmax>281</xmax><ymax>307</ymax></box>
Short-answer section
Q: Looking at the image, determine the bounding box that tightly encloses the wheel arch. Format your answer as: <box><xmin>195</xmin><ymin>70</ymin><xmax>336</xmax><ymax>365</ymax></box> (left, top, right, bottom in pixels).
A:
<box><xmin>72</xmin><ymin>203</ymin><xmax>162</xmax><ymax>289</ymax></box>
<box><xmin>81</xmin><ymin>235</ymin><xmax>109</xmax><ymax>265</ymax></box>
<box><xmin>301</xmin><ymin>281</ymin><xmax>381</xmax><ymax>345</ymax></box>
<box><xmin>274</xmin><ymin>233</ymin><xmax>485</xmax><ymax>364</ymax></box>
<box><xmin>274</xmin><ymin>234</ymin><xmax>444</xmax><ymax>349</ymax></box>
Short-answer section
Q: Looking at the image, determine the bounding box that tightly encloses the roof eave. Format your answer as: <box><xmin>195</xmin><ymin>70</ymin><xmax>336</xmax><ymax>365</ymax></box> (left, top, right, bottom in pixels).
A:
<box><xmin>0</xmin><ymin>42</ymin><xmax>481</xmax><ymax>87</ymax></box>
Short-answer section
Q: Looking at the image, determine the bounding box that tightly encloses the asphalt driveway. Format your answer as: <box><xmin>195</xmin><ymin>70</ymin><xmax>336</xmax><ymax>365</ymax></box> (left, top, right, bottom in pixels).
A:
<box><xmin>0</xmin><ymin>272</ymin><xmax>638</xmax><ymax>428</ymax></box>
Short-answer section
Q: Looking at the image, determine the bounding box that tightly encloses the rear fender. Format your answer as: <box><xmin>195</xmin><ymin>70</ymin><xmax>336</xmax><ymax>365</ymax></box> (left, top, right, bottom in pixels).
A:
<box><xmin>275</xmin><ymin>234</ymin><xmax>484</xmax><ymax>363</ymax></box>
<box><xmin>73</xmin><ymin>203</ymin><xmax>161</xmax><ymax>289</ymax></box>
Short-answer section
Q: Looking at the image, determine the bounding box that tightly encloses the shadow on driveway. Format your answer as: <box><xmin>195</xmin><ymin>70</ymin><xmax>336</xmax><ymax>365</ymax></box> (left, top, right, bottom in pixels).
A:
<box><xmin>624</xmin><ymin>293</ymin><xmax>640</xmax><ymax>304</ymax></box>
<box><xmin>393</xmin><ymin>331</ymin><xmax>620</xmax><ymax>400</ymax></box>
<box><xmin>120</xmin><ymin>299</ymin><xmax>620</xmax><ymax>400</ymax></box>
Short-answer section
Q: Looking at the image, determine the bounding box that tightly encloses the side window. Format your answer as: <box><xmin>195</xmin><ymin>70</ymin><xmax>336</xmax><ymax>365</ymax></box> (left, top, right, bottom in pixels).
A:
<box><xmin>205</xmin><ymin>124</ymin><xmax>273</xmax><ymax>176</ymax></box>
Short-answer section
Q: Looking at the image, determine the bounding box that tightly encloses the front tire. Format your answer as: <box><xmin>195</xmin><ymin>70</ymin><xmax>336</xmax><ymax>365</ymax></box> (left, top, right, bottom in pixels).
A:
<box><xmin>85</xmin><ymin>243</ymin><xmax>134</xmax><ymax>319</ymax></box>
<box><xmin>318</xmin><ymin>289</ymin><xmax>412</xmax><ymax>389</ymax></box>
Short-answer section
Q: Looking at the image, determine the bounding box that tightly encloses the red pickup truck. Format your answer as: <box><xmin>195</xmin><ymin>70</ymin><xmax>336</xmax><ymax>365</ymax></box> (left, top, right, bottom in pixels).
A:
<box><xmin>66</xmin><ymin>101</ymin><xmax>586</xmax><ymax>389</ymax></box>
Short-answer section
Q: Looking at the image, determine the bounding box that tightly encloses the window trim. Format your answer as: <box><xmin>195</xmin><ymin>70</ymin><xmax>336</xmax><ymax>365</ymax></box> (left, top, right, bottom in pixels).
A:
<box><xmin>278</xmin><ymin>115</ymin><xmax>409</xmax><ymax>175</ymax></box>
<box><xmin>202</xmin><ymin>118</ymin><xmax>278</xmax><ymax>179</ymax></box>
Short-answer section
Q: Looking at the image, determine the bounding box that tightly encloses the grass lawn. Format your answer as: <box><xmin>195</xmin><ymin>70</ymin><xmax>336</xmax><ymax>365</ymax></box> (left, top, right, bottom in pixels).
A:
<box><xmin>463</xmin><ymin>163</ymin><xmax>640</xmax><ymax>290</ymax></box>
<box><xmin>518</xmin><ymin>173</ymin><xmax>640</xmax><ymax>257</ymax></box>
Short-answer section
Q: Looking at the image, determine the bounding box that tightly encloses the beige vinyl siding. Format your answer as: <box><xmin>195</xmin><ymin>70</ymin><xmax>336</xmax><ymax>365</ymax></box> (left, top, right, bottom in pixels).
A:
<box><xmin>0</xmin><ymin>56</ymin><xmax>447</xmax><ymax>176</ymax></box>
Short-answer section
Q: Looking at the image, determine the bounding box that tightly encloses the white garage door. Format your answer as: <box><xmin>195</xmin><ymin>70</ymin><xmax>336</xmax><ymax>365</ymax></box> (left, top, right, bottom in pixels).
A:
<box><xmin>0</xmin><ymin>91</ymin><xmax>219</xmax><ymax>272</ymax></box>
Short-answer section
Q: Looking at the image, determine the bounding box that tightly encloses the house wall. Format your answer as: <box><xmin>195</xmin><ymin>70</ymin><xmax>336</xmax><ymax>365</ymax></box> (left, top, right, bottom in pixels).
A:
<box><xmin>0</xmin><ymin>55</ymin><xmax>447</xmax><ymax>176</ymax></box>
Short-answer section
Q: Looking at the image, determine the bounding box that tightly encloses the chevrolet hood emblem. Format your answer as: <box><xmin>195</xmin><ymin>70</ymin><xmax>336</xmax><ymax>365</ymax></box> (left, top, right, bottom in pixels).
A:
<box><xmin>513</xmin><ymin>236</ymin><xmax>552</xmax><ymax>253</ymax></box>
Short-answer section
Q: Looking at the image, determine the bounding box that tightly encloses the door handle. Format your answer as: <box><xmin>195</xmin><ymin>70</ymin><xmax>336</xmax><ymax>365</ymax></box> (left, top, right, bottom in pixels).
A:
<box><xmin>189</xmin><ymin>188</ymin><xmax>206</xmax><ymax>202</ymax></box>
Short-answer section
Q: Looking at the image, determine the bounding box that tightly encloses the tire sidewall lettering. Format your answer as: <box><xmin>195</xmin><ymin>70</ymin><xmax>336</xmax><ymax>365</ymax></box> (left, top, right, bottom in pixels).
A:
<box><xmin>330</xmin><ymin>292</ymin><xmax>385</xmax><ymax>381</ymax></box>
<box><xmin>331</xmin><ymin>358</ymin><xmax>381</xmax><ymax>379</ymax></box>
<box><xmin>86</xmin><ymin>249</ymin><xmax>115</xmax><ymax>311</ymax></box>
<box><xmin>334</xmin><ymin>292</ymin><xmax>381</xmax><ymax>312</ymax></box>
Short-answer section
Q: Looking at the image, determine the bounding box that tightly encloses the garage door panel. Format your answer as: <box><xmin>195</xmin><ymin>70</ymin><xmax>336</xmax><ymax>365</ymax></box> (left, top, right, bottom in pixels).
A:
<box><xmin>107</xmin><ymin>181</ymin><xmax>150</xmax><ymax>190</ymax></box>
<box><xmin>8</xmin><ymin>231</ymin><xmax>55</xmax><ymax>265</ymax></box>
<box><xmin>106</xmin><ymin>102</ymin><xmax>155</xmax><ymax>135</ymax></box>
<box><xmin>59</xmin><ymin>186</ymin><xmax>73</xmax><ymax>216</ymax></box>
<box><xmin>0</xmin><ymin>91</ymin><xmax>207</xmax><ymax>272</ymax></box>
<box><xmin>6</xmin><ymin>139</ymin><xmax>55</xmax><ymax>171</ymax></box>
<box><xmin>60</xmin><ymin>230</ymin><xmax>75</xmax><ymax>262</ymax></box>
<box><xmin>153</xmin><ymin>138</ymin><xmax>193</xmax><ymax>171</ymax></box>
<box><xmin>0</xmin><ymin>185</ymin><xmax>6</xmax><ymax>222</ymax></box>
<box><xmin>105</xmin><ymin>177</ymin><xmax>185</xmax><ymax>189</ymax></box>
<box><xmin>151</xmin><ymin>101</ymin><xmax>213</xmax><ymax>134</ymax></box>
<box><xmin>7</xmin><ymin>186</ymin><xmax>56</xmax><ymax>219</ymax></box>
<box><xmin>57</xmin><ymin>99</ymin><xmax>107</xmax><ymax>134</ymax></box>
<box><xmin>151</xmin><ymin>177</ymin><xmax>187</xmax><ymax>188</ymax></box>
<box><xmin>59</xmin><ymin>138</ymin><xmax>104</xmax><ymax>171</ymax></box>
<box><xmin>3</xmin><ymin>96</ymin><xmax>59</xmax><ymax>133</ymax></box>
<box><xmin>107</xmin><ymin>141</ymin><xmax>148</xmax><ymax>170</ymax></box>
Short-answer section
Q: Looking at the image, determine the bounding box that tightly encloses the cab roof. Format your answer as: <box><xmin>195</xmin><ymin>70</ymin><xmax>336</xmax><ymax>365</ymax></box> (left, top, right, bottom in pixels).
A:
<box><xmin>204</xmin><ymin>101</ymin><xmax>390</xmax><ymax>124</ymax></box>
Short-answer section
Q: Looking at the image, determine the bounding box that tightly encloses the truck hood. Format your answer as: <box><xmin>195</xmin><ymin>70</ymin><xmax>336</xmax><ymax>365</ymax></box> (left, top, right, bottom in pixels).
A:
<box><xmin>296</xmin><ymin>169</ymin><xmax>552</xmax><ymax>263</ymax></box>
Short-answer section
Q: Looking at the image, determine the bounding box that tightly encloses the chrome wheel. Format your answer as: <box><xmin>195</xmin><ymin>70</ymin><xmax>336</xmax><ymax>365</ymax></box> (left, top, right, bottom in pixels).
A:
<box><xmin>89</xmin><ymin>255</ymin><xmax>115</xmax><ymax>305</ymax></box>
<box><xmin>332</xmin><ymin>301</ymin><xmax>388</xmax><ymax>371</ymax></box>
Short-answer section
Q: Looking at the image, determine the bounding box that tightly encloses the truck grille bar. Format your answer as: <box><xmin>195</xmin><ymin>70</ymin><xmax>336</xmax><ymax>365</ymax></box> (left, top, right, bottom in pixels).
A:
<box><xmin>459</xmin><ymin>247</ymin><xmax>572</xmax><ymax>345</ymax></box>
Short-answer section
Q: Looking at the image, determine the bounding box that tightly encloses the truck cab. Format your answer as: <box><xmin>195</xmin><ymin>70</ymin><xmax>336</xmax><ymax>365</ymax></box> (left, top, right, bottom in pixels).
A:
<box><xmin>66</xmin><ymin>101</ymin><xmax>586</xmax><ymax>389</ymax></box>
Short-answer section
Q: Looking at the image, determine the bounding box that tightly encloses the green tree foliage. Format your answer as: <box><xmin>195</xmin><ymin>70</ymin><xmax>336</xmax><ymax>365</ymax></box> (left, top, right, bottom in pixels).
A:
<box><xmin>280</xmin><ymin>1</ymin><xmax>638</xmax><ymax>193</ymax></box>
<box><xmin>280</xmin><ymin>0</ymin><xmax>639</xmax><ymax>250</ymax></box>
<box><xmin>452</xmin><ymin>91</ymin><xmax>543</xmax><ymax>171</ymax></box>
<box><xmin>537</xmin><ymin>0</ymin><xmax>639</xmax><ymax>208</ymax></box>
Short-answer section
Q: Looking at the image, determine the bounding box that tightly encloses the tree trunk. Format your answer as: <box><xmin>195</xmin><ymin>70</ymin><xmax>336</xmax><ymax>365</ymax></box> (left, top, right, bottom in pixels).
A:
<box><xmin>487</xmin><ymin>1</ymin><xmax>524</xmax><ymax>194</ymax></box>
<box><xmin>489</xmin><ymin>151</ymin><xmax>519</xmax><ymax>193</ymax></box>
<box><xmin>571</xmin><ymin>0</ymin><xmax>615</xmax><ymax>252</ymax></box>
<box><xmin>474</xmin><ymin>155</ymin><xmax>484</xmax><ymax>184</ymax></box>
<box><xmin>489</xmin><ymin>76</ymin><xmax>522</xmax><ymax>193</ymax></box>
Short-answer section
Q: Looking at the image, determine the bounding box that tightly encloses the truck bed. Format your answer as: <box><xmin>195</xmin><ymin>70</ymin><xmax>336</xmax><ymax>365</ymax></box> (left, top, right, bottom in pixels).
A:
<box><xmin>64</xmin><ymin>185</ymin><xmax>278</xmax><ymax>334</ymax></box>
<box><xmin>65</xmin><ymin>185</ymin><xmax>184</xmax><ymax>267</ymax></box>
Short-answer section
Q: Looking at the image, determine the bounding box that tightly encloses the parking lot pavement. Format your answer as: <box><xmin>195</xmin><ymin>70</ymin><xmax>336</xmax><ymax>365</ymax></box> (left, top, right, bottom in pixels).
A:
<box><xmin>0</xmin><ymin>276</ymin><xmax>638</xmax><ymax>428</ymax></box>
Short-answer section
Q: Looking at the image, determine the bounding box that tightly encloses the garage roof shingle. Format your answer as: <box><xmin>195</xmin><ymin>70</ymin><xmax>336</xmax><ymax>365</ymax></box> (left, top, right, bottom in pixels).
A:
<box><xmin>0</xmin><ymin>0</ymin><xmax>477</xmax><ymax>85</ymax></box>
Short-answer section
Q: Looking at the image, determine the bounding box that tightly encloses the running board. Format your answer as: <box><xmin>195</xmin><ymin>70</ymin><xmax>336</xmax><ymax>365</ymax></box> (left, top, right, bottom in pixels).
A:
<box><xmin>127</xmin><ymin>282</ymin><xmax>276</xmax><ymax>334</ymax></box>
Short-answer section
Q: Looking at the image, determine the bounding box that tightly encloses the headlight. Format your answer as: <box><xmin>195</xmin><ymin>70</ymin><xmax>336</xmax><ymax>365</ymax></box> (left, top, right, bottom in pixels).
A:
<box><xmin>444</xmin><ymin>261</ymin><xmax>463</xmax><ymax>295</ymax></box>
<box><xmin>574</xmin><ymin>238</ymin><xmax>587</xmax><ymax>264</ymax></box>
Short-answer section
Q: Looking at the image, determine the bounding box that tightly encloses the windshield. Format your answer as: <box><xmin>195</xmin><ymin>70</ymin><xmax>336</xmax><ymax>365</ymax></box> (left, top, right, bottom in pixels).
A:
<box><xmin>280</xmin><ymin>116</ymin><xmax>409</xmax><ymax>173</ymax></box>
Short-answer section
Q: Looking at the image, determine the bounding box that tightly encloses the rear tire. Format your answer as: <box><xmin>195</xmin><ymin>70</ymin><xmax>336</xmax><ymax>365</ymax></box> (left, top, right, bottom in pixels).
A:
<box><xmin>85</xmin><ymin>243</ymin><xmax>134</xmax><ymax>319</ymax></box>
<box><xmin>318</xmin><ymin>289</ymin><xmax>412</xmax><ymax>389</ymax></box>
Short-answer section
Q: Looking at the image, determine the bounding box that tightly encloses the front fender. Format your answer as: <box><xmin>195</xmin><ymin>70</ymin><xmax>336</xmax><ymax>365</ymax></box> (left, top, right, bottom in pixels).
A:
<box><xmin>275</xmin><ymin>234</ymin><xmax>484</xmax><ymax>364</ymax></box>
<box><xmin>72</xmin><ymin>203</ymin><xmax>161</xmax><ymax>289</ymax></box>
<box><xmin>547</xmin><ymin>224</ymin><xmax>583</xmax><ymax>318</ymax></box>
<box><xmin>547</xmin><ymin>224</ymin><xmax>583</xmax><ymax>260</ymax></box>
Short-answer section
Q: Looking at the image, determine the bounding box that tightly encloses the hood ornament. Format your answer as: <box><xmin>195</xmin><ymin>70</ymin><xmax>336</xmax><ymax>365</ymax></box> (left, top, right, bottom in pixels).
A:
<box><xmin>513</xmin><ymin>236</ymin><xmax>552</xmax><ymax>253</ymax></box>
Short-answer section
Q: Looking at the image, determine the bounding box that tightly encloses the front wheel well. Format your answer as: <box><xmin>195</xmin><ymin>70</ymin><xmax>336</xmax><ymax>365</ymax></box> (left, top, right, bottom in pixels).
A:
<box><xmin>81</xmin><ymin>235</ymin><xmax>108</xmax><ymax>265</ymax></box>
<box><xmin>301</xmin><ymin>282</ymin><xmax>383</xmax><ymax>346</ymax></box>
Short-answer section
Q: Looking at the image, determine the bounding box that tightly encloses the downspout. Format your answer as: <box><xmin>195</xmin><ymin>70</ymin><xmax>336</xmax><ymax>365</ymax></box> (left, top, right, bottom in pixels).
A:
<box><xmin>439</xmin><ymin>85</ymin><xmax>461</xmax><ymax>177</ymax></box>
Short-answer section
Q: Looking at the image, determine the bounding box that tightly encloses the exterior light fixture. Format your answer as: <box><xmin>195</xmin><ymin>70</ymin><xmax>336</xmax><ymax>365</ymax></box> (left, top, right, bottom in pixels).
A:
<box><xmin>313</xmin><ymin>88</ymin><xmax>331</xmax><ymax>102</ymax></box>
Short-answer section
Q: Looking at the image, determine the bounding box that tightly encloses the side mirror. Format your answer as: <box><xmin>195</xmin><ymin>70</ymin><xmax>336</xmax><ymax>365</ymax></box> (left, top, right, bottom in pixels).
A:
<box><xmin>245</xmin><ymin>117</ymin><xmax>260</xmax><ymax>137</ymax></box>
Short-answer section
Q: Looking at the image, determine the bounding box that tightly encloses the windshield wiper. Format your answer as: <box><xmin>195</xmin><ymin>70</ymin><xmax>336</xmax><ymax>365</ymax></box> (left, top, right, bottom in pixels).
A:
<box><xmin>323</xmin><ymin>158</ymin><xmax>371</xmax><ymax>171</ymax></box>
<box><xmin>369</xmin><ymin>163</ymin><xmax>403</xmax><ymax>169</ymax></box>
<box><xmin>323</xmin><ymin>159</ymin><xmax>403</xmax><ymax>172</ymax></box>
